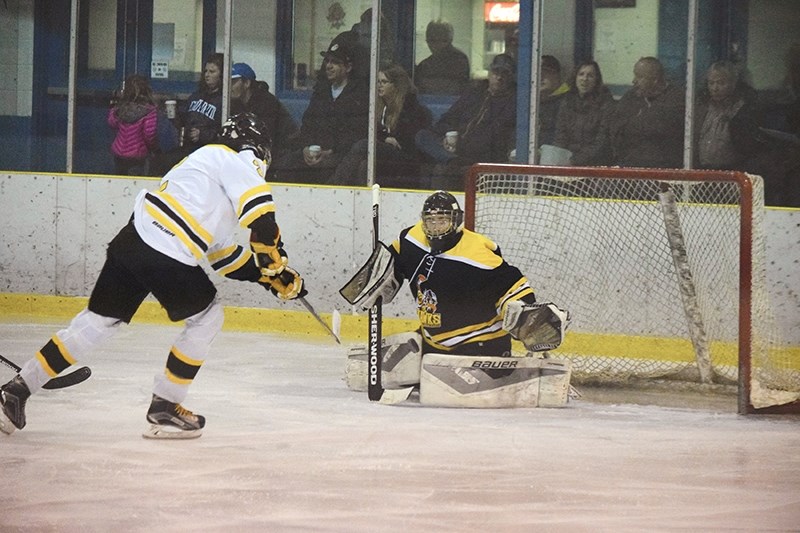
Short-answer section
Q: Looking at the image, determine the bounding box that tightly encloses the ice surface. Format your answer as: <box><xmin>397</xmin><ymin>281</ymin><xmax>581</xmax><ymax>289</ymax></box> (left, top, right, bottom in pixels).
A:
<box><xmin>1</xmin><ymin>321</ymin><xmax>798</xmax><ymax>532</ymax></box>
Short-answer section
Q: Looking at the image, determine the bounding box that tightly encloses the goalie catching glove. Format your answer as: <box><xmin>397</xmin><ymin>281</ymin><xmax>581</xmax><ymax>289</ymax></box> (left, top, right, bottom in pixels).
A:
<box><xmin>259</xmin><ymin>266</ymin><xmax>306</xmax><ymax>300</ymax></box>
<box><xmin>502</xmin><ymin>300</ymin><xmax>571</xmax><ymax>352</ymax></box>
<box><xmin>339</xmin><ymin>242</ymin><xmax>401</xmax><ymax>310</ymax></box>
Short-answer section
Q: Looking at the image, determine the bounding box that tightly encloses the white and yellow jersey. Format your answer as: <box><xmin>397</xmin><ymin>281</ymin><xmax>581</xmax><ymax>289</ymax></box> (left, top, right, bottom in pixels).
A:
<box><xmin>133</xmin><ymin>144</ymin><xmax>272</xmax><ymax>268</ymax></box>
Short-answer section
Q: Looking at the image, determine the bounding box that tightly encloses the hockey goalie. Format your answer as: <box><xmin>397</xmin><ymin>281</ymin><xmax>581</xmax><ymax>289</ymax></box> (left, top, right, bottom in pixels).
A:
<box><xmin>340</xmin><ymin>191</ymin><xmax>572</xmax><ymax>408</ymax></box>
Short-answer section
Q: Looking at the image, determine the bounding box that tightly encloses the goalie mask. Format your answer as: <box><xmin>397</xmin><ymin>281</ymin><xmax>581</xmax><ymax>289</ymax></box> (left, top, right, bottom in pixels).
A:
<box><xmin>421</xmin><ymin>191</ymin><xmax>464</xmax><ymax>254</ymax></box>
<box><xmin>219</xmin><ymin>112</ymin><xmax>272</xmax><ymax>162</ymax></box>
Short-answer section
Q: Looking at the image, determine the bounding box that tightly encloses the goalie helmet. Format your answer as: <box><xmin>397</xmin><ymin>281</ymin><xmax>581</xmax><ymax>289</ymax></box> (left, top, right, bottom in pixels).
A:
<box><xmin>421</xmin><ymin>191</ymin><xmax>464</xmax><ymax>253</ymax></box>
<box><xmin>219</xmin><ymin>112</ymin><xmax>272</xmax><ymax>162</ymax></box>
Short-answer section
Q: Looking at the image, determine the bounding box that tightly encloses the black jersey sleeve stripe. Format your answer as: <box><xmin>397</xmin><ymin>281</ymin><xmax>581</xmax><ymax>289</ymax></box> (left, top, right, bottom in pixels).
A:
<box><xmin>145</xmin><ymin>193</ymin><xmax>209</xmax><ymax>253</ymax></box>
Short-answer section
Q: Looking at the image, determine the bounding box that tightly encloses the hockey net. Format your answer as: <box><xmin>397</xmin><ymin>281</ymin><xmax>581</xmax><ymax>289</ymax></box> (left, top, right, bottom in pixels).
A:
<box><xmin>465</xmin><ymin>164</ymin><xmax>800</xmax><ymax>414</ymax></box>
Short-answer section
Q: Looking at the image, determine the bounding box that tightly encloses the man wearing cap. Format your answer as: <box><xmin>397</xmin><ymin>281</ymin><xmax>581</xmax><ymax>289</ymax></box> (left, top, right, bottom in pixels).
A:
<box><xmin>269</xmin><ymin>35</ymin><xmax>368</xmax><ymax>184</ymax></box>
<box><xmin>414</xmin><ymin>20</ymin><xmax>470</xmax><ymax>95</ymax></box>
<box><xmin>414</xmin><ymin>53</ymin><xmax>518</xmax><ymax>189</ymax></box>
<box><xmin>230</xmin><ymin>62</ymin><xmax>298</xmax><ymax>161</ymax></box>
<box><xmin>538</xmin><ymin>55</ymin><xmax>571</xmax><ymax>147</ymax></box>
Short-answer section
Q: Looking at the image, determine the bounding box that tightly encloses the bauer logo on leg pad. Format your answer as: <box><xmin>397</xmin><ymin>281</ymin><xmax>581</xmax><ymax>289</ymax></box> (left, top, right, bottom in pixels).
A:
<box><xmin>419</xmin><ymin>353</ymin><xmax>572</xmax><ymax>408</ymax></box>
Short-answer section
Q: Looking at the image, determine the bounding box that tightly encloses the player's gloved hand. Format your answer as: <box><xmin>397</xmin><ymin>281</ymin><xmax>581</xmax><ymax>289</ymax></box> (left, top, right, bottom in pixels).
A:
<box><xmin>260</xmin><ymin>266</ymin><xmax>307</xmax><ymax>300</ymax></box>
<box><xmin>251</xmin><ymin>241</ymin><xmax>288</xmax><ymax>276</ymax></box>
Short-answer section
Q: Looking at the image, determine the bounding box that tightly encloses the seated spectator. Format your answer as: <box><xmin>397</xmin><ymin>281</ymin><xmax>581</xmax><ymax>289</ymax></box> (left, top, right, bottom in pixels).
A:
<box><xmin>694</xmin><ymin>60</ymin><xmax>766</xmax><ymax>171</ymax></box>
<box><xmin>150</xmin><ymin>53</ymin><xmax>223</xmax><ymax>175</ymax></box>
<box><xmin>332</xmin><ymin>64</ymin><xmax>432</xmax><ymax>186</ymax></box>
<box><xmin>229</xmin><ymin>62</ymin><xmax>299</xmax><ymax>161</ymax></box>
<box><xmin>414</xmin><ymin>20</ymin><xmax>470</xmax><ymax>95</ymax></box>
<box><xmin>268</xmin><ymin>35</ymin><xmax>369</xmax><ymax>184</ymax></box>
<box><xmin>505</xmin><ymin>26</ymin><xmax>519</xmax><ymax>60</ymax></box>
<box><xmin>415</xmin><ymin>53</ymin><xmax>517</xmax><ymax>189</ymax></box>
<box><xmin>538</xmin><ymin>55</ymin><xmax>571</xmax><ymax>147</ymax></box>
<box><xmin>107</xmin><ymin>74</ymin><xmax>158</xmax><ymax>176</ymax></box>
<box><xmin>328</xmin><ymin>8</ymin><xmax>395</xmax><ymax>83</ymax></box>
<box><xmin>608</xmin><ymin>56</ymin><xmax>685</xmax><ymax>168</ymax></box>
<box><xmin>552</xmin><ymin>59</ymin><xmax>615</xmax><ymax>166</ymax></box>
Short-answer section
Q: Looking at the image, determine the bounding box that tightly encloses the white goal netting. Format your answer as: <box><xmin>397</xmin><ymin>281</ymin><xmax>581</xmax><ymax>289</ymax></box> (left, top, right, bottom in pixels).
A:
<box><xmin>466</xmin><ymin>165</ymin><xmax>800</xmax><ymax>413</ymax></box>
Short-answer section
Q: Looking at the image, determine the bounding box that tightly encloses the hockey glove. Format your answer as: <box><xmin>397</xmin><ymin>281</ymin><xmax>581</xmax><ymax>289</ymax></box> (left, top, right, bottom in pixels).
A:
<box><xmin>251</xmin><ymin>240</ymin><xmax>288</xmax><ymax>277</ymax></box>
<box><xmin>260</xmin><ymin>266</ymin><xmax>306</xmax><ymax>300</ymax></box>
<box><xmin>502</xmin><ymin>300</ymin><xmax>571</xmax><ymax>352</ymax></box>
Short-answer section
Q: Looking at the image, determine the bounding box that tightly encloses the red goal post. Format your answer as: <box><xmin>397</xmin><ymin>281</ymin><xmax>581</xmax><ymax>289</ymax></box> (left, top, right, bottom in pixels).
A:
<box><xmin>464</xmin><ymin>163</ymin><xmax>800</xmax><ymax>414</ymax></box>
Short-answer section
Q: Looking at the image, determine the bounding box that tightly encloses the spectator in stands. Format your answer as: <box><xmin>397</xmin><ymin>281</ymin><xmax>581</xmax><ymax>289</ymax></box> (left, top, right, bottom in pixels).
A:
<box><xmin>552</xmin><ymin>60</ymin><xmax>615</xmax><ymax>166</ymax></box>
<box><xmin>695</xmin><ymin>60</ymin><xmax>800</xmax><ymax>207</ymax></box>
<box><xmin>268</xmin><ymin>35</ymin><xmax>368</xmax><ymax>184</ymax></box>
<box><xmin>229</xmin><ymin>62</ymin><xmax>299</xmax><ymax>161</ymax></box>
<box><xmin>329</xmin><ymin>8</ymin><xmax>395</xmax><ymax>83</ymax></box>
<box><xmin>414</xmin><ymin>53</ymin><xmax>517</xmax><ymax>189</ymax></box>
<box><xmin>332</xmin><ymin>64</ymin><xmax>431</xmax><ymax>186</ymax></box>
<box><xmin>504</xmin><ymin>26</ymin><xmax>519</xmax><ymax>60</ymax></box>
<box><xmin>694</xmin><ymin>60</ymin><xmax>767</xmax><ymax>171</ymax></box>
<box><xmin>107</xmin><ymin>74</ymin><xmax>158</xmax><ymax>176</ymax></box>
<box><xmin>538</xmin><ymin>55</ymin><xmax>571</xmax><ymax>147</ymax></box>
<box><xmin>150</xmin><ymin>53</ymin><xmax>224</xmax><ymax>175</ymax></box>
<box><xmin>608</xmin><ymin>56</ymin><xmax>685</xmax><ymax>168</ymax></box>
<box><xmin>414</xmin><ymin>20</ymin><xmax>470</xmax><ymax>95</ymax></box>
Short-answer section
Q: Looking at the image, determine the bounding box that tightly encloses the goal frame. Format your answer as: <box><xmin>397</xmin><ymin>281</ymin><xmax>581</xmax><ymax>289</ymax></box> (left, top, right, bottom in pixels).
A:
<box><xmin>464</xmin><ymin>163</ymin><xmax>799</xmax><ymax>415</ymax></box>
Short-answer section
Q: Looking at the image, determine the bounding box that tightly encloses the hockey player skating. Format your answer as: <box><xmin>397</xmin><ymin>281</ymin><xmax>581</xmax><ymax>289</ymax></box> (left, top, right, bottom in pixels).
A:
<box><xmin>341</xmin><ymin>191</ymin><xmax>571</xmax><ymax>407</ymax></box>
<box><xmin>0</xmin><ymin>113</ymin><xmax>305</xmax><ymax>439</ymax></box>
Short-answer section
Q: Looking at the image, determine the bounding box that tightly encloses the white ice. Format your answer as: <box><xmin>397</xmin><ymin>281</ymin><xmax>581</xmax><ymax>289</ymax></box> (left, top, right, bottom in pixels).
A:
<box><xmin>1</xmin><ymin>321</ymin><xmax>798</xmax><ymax>532</ymax></box>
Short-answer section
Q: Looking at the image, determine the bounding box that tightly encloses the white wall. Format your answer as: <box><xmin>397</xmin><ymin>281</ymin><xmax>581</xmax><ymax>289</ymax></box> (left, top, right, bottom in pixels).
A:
<box><xmin>1</xmin><ymin>172</ymin><xmax>798</xmax><ymax>345</ymax></box>
<box><xmin>593</xmin><ymin>0</ymin><xmax>660</xmax><ymax>86</ymax></box>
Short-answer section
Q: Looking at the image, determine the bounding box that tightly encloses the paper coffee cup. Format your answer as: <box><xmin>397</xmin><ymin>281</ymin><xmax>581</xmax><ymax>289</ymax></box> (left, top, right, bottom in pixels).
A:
<box><xmin>165</xmin><ymin>100</ymin><xmax>177</xmax><ymax>119</ymax></box>
<box><xmin>445</xmin><ymin>131</ymin><xmax>458</xmax><ymax>152</ymax></box>
<box><xmin>309</xmin><ymin>145</ymin><xmax>321</xmax><ymax>156</ymax></box>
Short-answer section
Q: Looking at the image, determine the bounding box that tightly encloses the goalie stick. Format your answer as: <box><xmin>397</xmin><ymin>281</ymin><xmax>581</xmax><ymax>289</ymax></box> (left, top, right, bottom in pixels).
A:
<box><xmin>368</xmin><ymin>184</ymin><xmax>414</xmax><ymax>405</ymax></box>
<box><xmin>0</xmin><ymin>353</ymin><xmax>92</xmax><ymax>390</ymax></box>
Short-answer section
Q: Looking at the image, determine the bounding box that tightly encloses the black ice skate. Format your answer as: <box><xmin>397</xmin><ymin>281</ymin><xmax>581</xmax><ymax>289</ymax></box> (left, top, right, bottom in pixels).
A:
<box><xmin>142</xmin><ymin>394</ymin><xmax>205</xmax><ymax>440</ymax></box>
<box><xmin>0</xmin><ymin>375</ymin><xmax>31</xmax><ymax>435</ymax></box>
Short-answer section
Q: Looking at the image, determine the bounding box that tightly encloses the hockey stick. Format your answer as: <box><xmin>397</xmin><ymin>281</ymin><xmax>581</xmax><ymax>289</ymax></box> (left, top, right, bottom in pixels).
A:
<box><xmin>298</xmin><ymin>296</ymin><xmax>340</xmax><ymax>344</ymax></box>
<box><xmin>368</xmin><ymin>184</ymin><xmax>414</xmax><ymax>405</ymax></box>
<box><xmin>0</xmin><ymin>354</ymin><xmax>92</xmax><ymax>390</ymax></box>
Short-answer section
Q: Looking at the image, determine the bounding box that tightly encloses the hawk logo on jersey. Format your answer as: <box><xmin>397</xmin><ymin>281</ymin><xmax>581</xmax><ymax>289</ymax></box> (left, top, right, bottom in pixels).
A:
<box><xmin>417</xmin><ymin>287</ymin><xmax>441</xmax><ymax>327</ymax></box>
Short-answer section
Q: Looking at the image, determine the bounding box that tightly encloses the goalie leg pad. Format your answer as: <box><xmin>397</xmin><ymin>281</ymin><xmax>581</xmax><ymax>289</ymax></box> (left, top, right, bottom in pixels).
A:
<box><xmin>418</xmin><ymin>353</ymin><xmax>572</xmax><ymax>408</ymax></box>
<box><xmin>344</xmin><ymin>331</ymin><xmax>422</xmax><ymax>391</ymax></box>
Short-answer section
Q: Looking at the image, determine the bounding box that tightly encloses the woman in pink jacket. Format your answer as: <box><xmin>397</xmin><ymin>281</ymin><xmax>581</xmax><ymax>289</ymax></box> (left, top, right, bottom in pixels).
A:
<box><xmin>108</xmin><ymin>74</ymin><xmax>158</xmax><ymax>175</ymax></box>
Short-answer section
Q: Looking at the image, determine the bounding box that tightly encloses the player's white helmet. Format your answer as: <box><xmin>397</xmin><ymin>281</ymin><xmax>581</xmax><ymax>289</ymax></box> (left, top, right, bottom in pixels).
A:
<box><xmin>219</xmin><ymin>112</ymin><xmax>272</xmax><ymax>162</ymax></box>
<box><xmin>421</xmin><ymin>191</ymin><xmax>464</xmax><ymax>253</ymax></box>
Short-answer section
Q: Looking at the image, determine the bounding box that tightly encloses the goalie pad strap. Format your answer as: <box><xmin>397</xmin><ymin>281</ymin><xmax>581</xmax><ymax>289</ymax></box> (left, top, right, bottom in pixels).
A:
<box><xmin>419</xmin><ymin>353</ymin><xmax>572</xmax><ymax>408</ymax></box>
<box><xmin>345</xmin><ymin>332</ymin><xmax>422</xmax><ymax>391</ymax></box>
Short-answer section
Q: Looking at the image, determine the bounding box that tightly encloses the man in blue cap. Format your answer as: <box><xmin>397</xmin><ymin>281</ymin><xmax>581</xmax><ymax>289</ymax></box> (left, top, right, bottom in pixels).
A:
<box><xmin>230</xmin><ymin>62</ymin><xmax>298</xmax><ymax>161</ymax></box>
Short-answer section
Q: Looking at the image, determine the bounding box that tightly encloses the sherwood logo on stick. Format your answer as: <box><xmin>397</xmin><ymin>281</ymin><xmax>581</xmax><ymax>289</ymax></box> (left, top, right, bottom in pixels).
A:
<box><xmin>369</xmin><ymin>304</ymin><xmax>379</xmax><ymax>385</ymax></box>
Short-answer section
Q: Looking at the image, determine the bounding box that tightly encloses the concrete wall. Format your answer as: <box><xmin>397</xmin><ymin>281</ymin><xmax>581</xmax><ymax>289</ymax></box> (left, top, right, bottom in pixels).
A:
<box><xmin>1</xmin><ymin>172</ymin><xmax>798</xmax><ymax>344</ymax></box>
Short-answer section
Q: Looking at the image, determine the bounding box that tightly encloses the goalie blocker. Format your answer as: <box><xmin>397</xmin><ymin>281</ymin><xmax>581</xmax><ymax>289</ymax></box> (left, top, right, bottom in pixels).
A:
<box><xmin>345</xmin><ymin>332</ymin><xmax>572</xmax><ymax>408</ymax></box>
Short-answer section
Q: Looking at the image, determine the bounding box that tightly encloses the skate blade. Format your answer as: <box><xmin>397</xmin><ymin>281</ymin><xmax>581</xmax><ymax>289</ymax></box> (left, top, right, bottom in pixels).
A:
<box><xmin>0</xmin><ymin>410</ymin><xmax>16</xmax><ymax>435</ymax></box>
<box><xmin>142</xmin><ymin>424</ymin><xmax>202</xmax><ymax>440</ymax></box>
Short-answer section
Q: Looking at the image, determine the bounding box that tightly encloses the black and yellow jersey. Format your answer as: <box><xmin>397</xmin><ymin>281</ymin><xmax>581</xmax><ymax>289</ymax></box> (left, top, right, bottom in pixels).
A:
<box><xmin>391</xmin><ymin>222</ymin><xmax>535</xmax><ymax>354</ymax></box>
